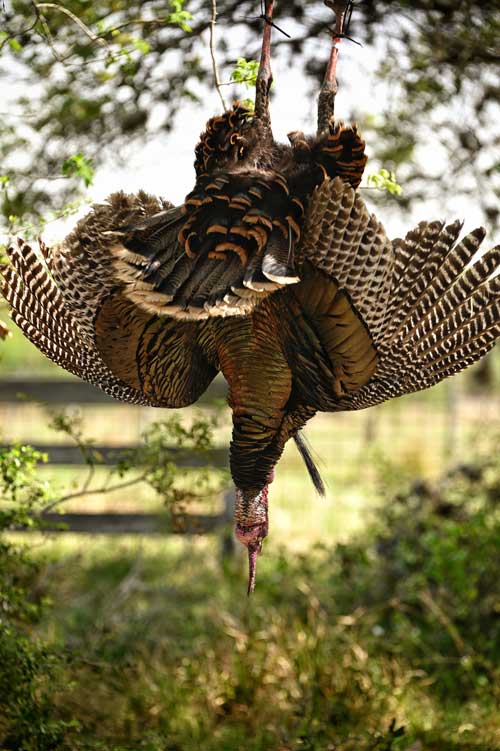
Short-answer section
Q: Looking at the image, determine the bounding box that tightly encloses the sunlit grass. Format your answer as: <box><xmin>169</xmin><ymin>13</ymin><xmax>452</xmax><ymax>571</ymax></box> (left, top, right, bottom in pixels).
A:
<box><xmin>22</xmin><ymin>487</ymin><xmax>499</xmax><ymax>751</ymax></box>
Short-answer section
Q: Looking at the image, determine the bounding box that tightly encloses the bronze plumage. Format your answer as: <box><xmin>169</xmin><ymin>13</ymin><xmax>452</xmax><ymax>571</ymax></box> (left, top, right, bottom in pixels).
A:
<box><xmin>1</xmin><ymin>1</ymin><xmax>499</xmax><ymax>592</ymax></box>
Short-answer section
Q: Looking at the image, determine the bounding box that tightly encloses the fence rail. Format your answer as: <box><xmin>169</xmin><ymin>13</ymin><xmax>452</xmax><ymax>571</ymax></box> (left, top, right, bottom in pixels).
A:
<box><xmin>1</xmin><ymin>376</ymin><xmax>235</xmax><ymax>547</ymax></box>
<box><xmin>29</xmin><ymin>504</ymin><xmax>233</xmax><ymax>536</ymax></box>
<box><xmin>0</xmin><ymin>443</ymin><xmax>229</xmax><ymax>467</ymax></box>
<box><xmin>0</xmin><ymin>376</ymin><xmax>227</xmax><ymax>404</ymax></box>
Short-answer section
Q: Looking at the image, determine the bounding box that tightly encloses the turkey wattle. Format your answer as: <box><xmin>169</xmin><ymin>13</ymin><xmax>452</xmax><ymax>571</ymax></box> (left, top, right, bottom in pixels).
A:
<box><xmin>2</xmin><ymin>1</ymin><xmax>499</xmax><ymax>593</ymax></box>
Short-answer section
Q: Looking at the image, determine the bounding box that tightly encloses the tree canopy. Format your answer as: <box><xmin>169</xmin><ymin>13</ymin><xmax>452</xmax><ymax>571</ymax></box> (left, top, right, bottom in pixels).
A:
<box><xmin>0</xmin><ymin>0</ymin><xmax>498</xmax><ymax>234</ymax></box>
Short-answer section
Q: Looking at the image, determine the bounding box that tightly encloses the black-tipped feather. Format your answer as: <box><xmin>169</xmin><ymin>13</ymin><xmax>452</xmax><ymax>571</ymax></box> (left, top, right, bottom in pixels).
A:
<box><xmin>294</xmin><ymin>432</ymin><xmax>326</xmax><ymax>496</ymax></box>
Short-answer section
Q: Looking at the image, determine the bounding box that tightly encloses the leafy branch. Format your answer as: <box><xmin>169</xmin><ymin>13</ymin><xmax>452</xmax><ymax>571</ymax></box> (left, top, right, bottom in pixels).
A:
<box><xmin>61</xmin><ymin>154</ymin><xmax>95</xmax><ymax>187</ymax></box>
<box><xmin>0</xmin><ymin>199</ymin><xmax>85</xmax><ymax>246</ymax></box>
<box><xmin>167</xmin><ymin>0</ymin><xmax>193</xmax><ymax>33</ymax></box>
<box><xmin>0</xmin><ymin>151</ymin><xmax>94</xmax><ymax>242</ymax></box>
<box><xmin>230</xmin><ymin>58</ymin><xmax>259</xmax><ymax>90</ymax></box>
<box><xmin>365</xmin><ymin>168</ymin><xmax>403</xmax><ymax>196</ymax></box>
<box><xmin>36</xmin><ymin>408</ymin><xmax>226</xmax><ymax>516</ymax></box>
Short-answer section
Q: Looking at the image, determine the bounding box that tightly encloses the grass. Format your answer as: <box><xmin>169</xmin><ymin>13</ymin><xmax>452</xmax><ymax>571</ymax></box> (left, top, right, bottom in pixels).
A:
<box><xmin>3</xmin><ymin>445</ymin><xmax>500</xmax><ymax>750</ymax></box>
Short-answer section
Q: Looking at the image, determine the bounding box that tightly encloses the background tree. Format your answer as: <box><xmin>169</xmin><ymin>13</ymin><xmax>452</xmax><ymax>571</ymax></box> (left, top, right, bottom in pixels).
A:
<box><xmin>0</xmin><ymin>0</ymin><xmax>498</xmax><ymax>235</ymax></box>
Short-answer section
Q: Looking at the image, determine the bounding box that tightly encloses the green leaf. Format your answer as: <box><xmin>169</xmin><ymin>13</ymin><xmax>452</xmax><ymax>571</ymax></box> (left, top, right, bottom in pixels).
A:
<box><xmin>366</xmin><ymin>168</ymin><xmax>403</xmax><ymax>196</ymax></box>
<box><xmin>131</xmin><ymin>38</ymin><xmax>151</xmax><ymax>55</ymax></box>
<box><xmin>230</xmin><ymin>58</ymin><xmax>259</xmax><ymax>90</ymax></box>
<box><xmin>240</xmin><ymin>98</ymin><xmax>255</xmax><ymax>112</ymax></box>
<box><xmin>0</xmin><ymin>175</ymin><xmax>9</xmax><ymax>188</ymax></box>
<box><xmin>167</xmin><ymin>0</ymin><xmax>193</xmax><ymax>33</ymax></box>
<box><xmin>8</xmin><ymin>38</ymin><xmax>23</xmax><ymax>54</ymax></box>
<box><xmin>61</xmin><ymin>154</ymin><xmax>95</xmax><ymax>187</ymax></box>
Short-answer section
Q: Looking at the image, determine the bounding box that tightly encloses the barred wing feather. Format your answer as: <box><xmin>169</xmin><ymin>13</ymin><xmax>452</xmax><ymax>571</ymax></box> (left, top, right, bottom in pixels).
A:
<box><xmin>300</xmin><ymin>178</ymin><xmax>499</xmax><ymax>412</ymax></box>
<box><xmin>0</xmin><ymin>194</ymin><xmax>219</xmax><ymax>408</ymax></box>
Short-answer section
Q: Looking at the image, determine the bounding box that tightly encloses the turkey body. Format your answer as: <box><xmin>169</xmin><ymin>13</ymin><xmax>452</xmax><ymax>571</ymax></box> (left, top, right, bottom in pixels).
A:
<box><xmin>2</xmin><ymin>104</ymin><xmax>499</xmax><ymax>590</ymax></box>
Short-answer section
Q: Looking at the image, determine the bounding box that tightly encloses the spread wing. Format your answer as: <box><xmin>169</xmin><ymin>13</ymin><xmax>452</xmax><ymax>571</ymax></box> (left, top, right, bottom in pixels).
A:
<box><xmin>287</xmin><ymin>177</ymin><xmax>499</xmax><ymax>412</ymax></box>
<box><xmin>2</xmin><ymin>179</ymin><xmax>498</xmax><ymax>416</ymax></box>
<box><xmin>0</xmin><ymin>192</ymin><xmax>218</xmax><ymax>407</ymax></box>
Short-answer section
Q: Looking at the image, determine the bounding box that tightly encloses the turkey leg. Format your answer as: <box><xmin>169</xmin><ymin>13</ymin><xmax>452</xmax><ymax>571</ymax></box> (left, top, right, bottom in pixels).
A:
<box><xmin>255</xmin><ymin>0</ymin><xmax>275</xmax><ymax>133</ymax></box>
<box><xmin>317</xmin><ymin>0</ymin><xmax>352</xmax><ymax>133</ymax></box>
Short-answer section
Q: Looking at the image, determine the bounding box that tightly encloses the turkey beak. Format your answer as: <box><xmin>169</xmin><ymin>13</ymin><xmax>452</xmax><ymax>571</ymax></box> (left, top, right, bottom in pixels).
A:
<box><xmin>247</xmin><ymin>542</ymin><xmax>261</xmax><ymax>596</ymax></box>
<box><xmin>234</xmin><ymin>484</ymin><xmax>270</xmax><ymax>595</ymax></box>
<box><xmin>235</xmin><ymin>523</ymin><xmax>268</xmax><ymax>596</ymax></box>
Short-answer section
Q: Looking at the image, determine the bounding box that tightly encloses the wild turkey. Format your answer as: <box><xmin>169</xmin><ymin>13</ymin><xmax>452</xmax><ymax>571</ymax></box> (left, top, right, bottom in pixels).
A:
<box><xmin>1</xmin><ymin>1</ymin><xmax>499</xmax><ymax>592</ymax></box>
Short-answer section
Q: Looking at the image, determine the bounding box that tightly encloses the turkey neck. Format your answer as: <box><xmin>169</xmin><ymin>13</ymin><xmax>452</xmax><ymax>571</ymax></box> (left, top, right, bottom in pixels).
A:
<box><xmin>210</xmin><ymin>301</ymin><xmax>292</xmax><ymax>490</ymax></box>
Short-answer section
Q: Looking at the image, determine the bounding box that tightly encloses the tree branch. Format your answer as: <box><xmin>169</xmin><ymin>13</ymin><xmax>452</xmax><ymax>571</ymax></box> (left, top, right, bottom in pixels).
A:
<box><xmin>40</xmin><ymin>472</ymin><xmax>149</xmax><ymax>514</ymax></box>
<box><xmin>0</xmin><ymin>0</ymin><xmax>40</xmax><ymax>52</ymax></box>
<box><xmin>35</xmin><ymin>3</ymin><xmax>109</xmax><ymax>50</ymax></box>
<box><xmin>209</xmin><ymin>0</ymin><xmax>227</xmax><ymax>111</ymax></box>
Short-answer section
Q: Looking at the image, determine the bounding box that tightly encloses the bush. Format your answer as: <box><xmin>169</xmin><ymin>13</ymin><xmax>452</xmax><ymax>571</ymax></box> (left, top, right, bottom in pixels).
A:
<box><xmin>0</xmin><ymin>445</ymin><xmax>75</xmax><ymax>750</ymax></box>
<box><xmin>0</xmin><ymin>438</ymin><xmax>498</xmax><ymax>750</ymax></box>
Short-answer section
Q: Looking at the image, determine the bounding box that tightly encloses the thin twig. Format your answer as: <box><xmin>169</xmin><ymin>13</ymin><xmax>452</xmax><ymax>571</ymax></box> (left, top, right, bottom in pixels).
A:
<box><xmin>209</xmin><ymin>0</ymin><xmax>227</xmax><ymax>111</ymax></box>
<box><xmin>40</xmin><ymin>472</ymin><xmax>149</xmax><ymax>514</ymax></box>
<box><xmin>100</xmin><ymin>17</ymin><xmax>166</xmax><ymax>34</ymax></box>
<box><xmin>81</xmin><ymin>462</ymin><xmax>96</xmax><ymax>494</ymax></box>
<box><xmin>219</xmin><ymin>77</ymin><xmax>255</xmax><ymax>87</ymax></box>
<box><xmin>35</xmin><ymin>3</ymin><xmax>108</xmax><ymax>49</ymax></box>
<box><xmin>0</xmin><ymin>205</ymin><xmax>83</xmax><ymax>244</ymax></box>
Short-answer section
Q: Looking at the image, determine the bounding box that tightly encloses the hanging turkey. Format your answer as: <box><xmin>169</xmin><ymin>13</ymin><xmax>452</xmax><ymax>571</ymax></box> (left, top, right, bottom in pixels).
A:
<box><xmin>2</xmin><ymin>0</ymin><xmax>499</xmax><ymax>593</ymax></box>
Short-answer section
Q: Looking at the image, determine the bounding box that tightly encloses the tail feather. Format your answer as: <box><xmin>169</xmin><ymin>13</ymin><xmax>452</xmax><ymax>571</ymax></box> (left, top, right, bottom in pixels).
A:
<box><xmin>293</xmin><ymin>432</ymin><xmax>326</xmax><ymax>496</ymax></box>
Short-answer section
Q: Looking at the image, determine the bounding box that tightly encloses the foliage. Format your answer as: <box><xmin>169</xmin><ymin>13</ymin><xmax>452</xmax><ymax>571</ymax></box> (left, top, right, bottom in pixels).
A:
<box><xmin>167</xmin><ymin>0</ymin><xmax>194</xmax><ymax>33</ymax></box>
<box><xmin>0</xmin><ymin>1</ymin><xmax>498</xmax><ymax>232</ymax></box>
<box><xmin>230</xmin><ymin>57</ymin><xmax>260</xmax><ymax>89</ymax></box>
<box><xmin>1</xmin><ymin>432</ymin><xmax>499</xmax><ymax>749</ymax></box>
<box><xmin>44</xmin><ymin>406</ymin><xmax>224</xmax><ymax>514</ymax></box>
<box><xmin>61</xmin><ymin>153</ymin><xmax>95</xmax><ymax>187</ymax></box>
<box><xmin>0</xmin><ymin>411</ymin><xmax>223</xmax><ymax>749</ymax></box>
<box><xmin>366</xmin><ymin>168</ymin><xmax>403</xmax><ymax>196</ymax></box>
<box><xmin>0</xmin><ymin>445</ymin><xmax>75</xmax><ymax>750</ymax></box>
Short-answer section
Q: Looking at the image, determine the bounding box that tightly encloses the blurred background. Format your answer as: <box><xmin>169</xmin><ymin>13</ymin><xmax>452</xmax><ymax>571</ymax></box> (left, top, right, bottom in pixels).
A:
<box><xmin>0</xmin><ymin>1</ymin><xmax>499</xmax><ymax>749</ymax></box>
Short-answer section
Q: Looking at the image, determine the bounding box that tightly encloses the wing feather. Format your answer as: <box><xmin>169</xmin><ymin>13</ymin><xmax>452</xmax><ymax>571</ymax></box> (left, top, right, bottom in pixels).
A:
<box><xmin>298</xmin><ymin>178</ymin><xmax>499</xmax><ymax>411</ymax></box>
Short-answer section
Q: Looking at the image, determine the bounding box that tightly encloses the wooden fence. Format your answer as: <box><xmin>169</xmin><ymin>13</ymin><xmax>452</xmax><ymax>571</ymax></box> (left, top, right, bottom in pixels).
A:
<box><xmin>0</xmin><ymin>377</ymin><xmax>235</xmax><ymax>550</ymax></box>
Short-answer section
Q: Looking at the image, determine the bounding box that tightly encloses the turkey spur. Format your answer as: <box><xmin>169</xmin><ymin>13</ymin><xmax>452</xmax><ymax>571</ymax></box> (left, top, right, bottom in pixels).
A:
<box><xmin>2</xmin><ymin>0</ymin><xmax>499</xmax><ymax>593</ymax></box>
